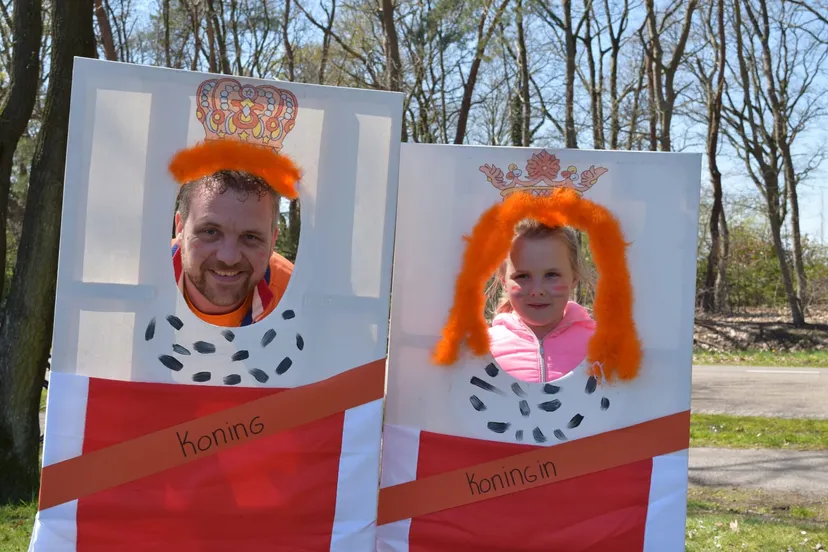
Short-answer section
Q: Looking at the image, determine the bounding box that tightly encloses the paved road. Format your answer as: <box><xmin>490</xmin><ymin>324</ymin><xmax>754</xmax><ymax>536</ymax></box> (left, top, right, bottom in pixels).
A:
<box><xmin>692</xmin><ymin>365</ymin><xmax>828</xmax><ymax>419</ymax></box>
<box><xmin>689</xmin><ymin>447</ymin><xmax>828</xmax><ymax>494</ymax></box>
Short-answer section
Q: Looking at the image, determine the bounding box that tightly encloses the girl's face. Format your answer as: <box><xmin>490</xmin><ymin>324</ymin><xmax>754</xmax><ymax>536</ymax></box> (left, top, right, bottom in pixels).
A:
<box><xmin>502</xmin><ymin>235</ymin><xmax>577</xmax><ymax>338</ymax></box>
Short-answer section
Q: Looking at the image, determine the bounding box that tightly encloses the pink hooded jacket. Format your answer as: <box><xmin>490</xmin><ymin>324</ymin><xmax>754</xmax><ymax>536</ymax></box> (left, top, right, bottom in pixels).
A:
<box><xmin>488</xmin><ymin>301</ymin><xmax>596</xmax><ymax>383</ymax></box>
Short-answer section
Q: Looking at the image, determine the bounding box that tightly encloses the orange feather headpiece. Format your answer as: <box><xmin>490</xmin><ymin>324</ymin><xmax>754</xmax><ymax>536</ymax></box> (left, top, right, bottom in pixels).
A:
<box><xmin>168</xmin><ymin>139</ymin><xmax>300</xmax><ymax>200</ymax></box>
<box><xmin>432</xmin><ymin>188</ymin><xmax>642</xmax><ymax>383</ymax></box>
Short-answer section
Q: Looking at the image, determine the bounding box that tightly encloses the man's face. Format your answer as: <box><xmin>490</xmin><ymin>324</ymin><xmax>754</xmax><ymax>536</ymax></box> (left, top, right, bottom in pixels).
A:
<box><xmin>175</xmin><ymin>187</ymin><xmax>277</xmax><ymax>315</ymax></box>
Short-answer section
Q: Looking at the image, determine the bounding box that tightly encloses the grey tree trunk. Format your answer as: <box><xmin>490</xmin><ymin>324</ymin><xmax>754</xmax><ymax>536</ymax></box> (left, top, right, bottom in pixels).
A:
<box><xmin>563</xmin><ymin>0</ymin><xmax>577</xmax><ymax>148</ymax></box>
<box><xmin>701</xmin><ymin>0</ymin><xmax>726</xmax><ymax>313</ymax></box>
<box><xmin>722</xmin><ymin>0</ymin><xmax>805</xmax><ymax>326</ymax></box>
<box><xmin>0</xmin><ymin>0</ymin><xmax>96</xmax><ymax>502</ymax></box>
<box><xmin>516</xmin><ymin>0</ymin><xmax>531</xmax><ymax>146</ymax></box>
<box><xmin>0</xmin><ymin>0</ymin><xmax>42</xmax><ymax>302</ymax></box>
<box><xmin>714</xmin><ymin>207</ymin><xmax>729</xmax><ymax>311</ymax></box>
<box><xmin>766</xmin><ymin>184</ymin><xmax>804</xmax><ymax>326</ymax></box>
<box><xmin>380</xmin><ymin>0</ymin><xmax>402</xmax><ymax>92</ymax></box>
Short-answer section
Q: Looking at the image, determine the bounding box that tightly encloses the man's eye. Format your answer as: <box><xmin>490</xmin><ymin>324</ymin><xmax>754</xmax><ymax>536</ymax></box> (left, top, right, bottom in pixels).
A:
<box><xmin>245</xmin><ymin>234</ymin><xmax>261</xmax><ymax>241</ymax></box>
<box><xmin>203</xmin><ymin>229</ymin><xmax>218</xmax><ymax>236</ymax></box>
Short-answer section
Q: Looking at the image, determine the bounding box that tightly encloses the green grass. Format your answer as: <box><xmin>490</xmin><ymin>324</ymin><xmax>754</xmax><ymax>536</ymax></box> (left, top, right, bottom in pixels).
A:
<box><xmin>686</xmin><ymin>487</ymin><xmax>828</xmax><ymax>551</ymax></box>
<box><xmin>691</xmin><ymin>413</ymin><xmax>828</xmax><ymax>450</ymax></box>
<box><xmin>694</xmin><ymin>348</ymin><xmax>828</xmax><ymax>367</ymax></box>
<box><xmin>0</xmin><ymin>501</ymin><xmax>35</xmax><ymax>552</ymax></box>
<box><xmin>685</xmin><ymin>512</ymin><xmax>827</xmax><ymax>551</ymax></box>
<box><xmin>3</xmin><ymin>488</ymin><xmax>827</xmax><ymax>551</ymax></box>
<box><xmin>3</xmin><ymin>495</ymin><xmax>826</xmax><ymax>551</ymax></box>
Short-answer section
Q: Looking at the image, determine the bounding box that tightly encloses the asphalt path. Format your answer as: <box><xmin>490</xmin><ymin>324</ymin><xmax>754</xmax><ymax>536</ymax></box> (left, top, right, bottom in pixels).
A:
<box><xmin>689</xmin><ymin>447</ymin><xmax>828</xmax><ymax>494</ymax></box>
<box><xmin>691</xmin><ymin>365</ymin><xmax>828</xmax><ymax>419</ymax></box>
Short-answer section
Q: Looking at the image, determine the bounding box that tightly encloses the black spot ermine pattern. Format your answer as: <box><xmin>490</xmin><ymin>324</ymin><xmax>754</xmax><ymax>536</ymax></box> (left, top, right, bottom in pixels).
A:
<box><xmin>468</xmin><ymin>362</ymin><xmax>612</xmax><ymax>444</ymax></box>
<box><xmin>151</xmin><ymin>307</ymin><xmax>304</xmax><ymax>386</ymax></box>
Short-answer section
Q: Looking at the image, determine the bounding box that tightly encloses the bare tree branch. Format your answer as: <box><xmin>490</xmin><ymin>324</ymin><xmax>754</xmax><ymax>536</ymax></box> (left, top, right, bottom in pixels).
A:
<box><xmin>294</xmin><ymin>0</ymin><xmax>380</xmax><ymax>86</ymax></box>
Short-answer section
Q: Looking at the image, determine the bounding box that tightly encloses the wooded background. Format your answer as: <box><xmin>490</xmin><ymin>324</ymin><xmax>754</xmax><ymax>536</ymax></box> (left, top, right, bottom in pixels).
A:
<box><xmin>1</xmin><ymin>0</ymin><xmax>828</xmax><ymax>501</ymax></box>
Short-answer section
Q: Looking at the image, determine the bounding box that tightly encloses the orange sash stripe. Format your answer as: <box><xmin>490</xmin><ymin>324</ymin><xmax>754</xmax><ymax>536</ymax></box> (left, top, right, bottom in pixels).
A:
<box><xmin>377</xmin><ymin>410</ymin><xmax>690</xmax><ymax>526</ymax></box>
<box><xmin>39</xmin><ymin>359</ymin><xmax>386</xmax><ymax>511</ymax></box>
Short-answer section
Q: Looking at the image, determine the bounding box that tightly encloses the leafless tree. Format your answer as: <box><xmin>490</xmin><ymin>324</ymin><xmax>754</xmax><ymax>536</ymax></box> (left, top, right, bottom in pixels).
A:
<box><xmin>317</xmin><ymin>1</ymin><xmax>337</xmax><ymax>85</ymax></box>
<box><xmin>0</xmin><ymin>0</ymin><xmax>41</xmax><ymax>300</ymax></box>
<box><xmin>742</xmin><ymin>0</ymin><xmax>828</xmax><ymax>313</ymax></box>
<box><xmin>721</xmin><ymin>0</ymin><xmax>827</xmax><ymax>326</ymax></box>
<box><xmin>533</xmin><ymin>0</ymin><xmax>589</xmax><ymax>148</ymax></box>
<box><xmin>163</xmin><ymin>0</ymin><xmax>171</xmax><ymax>66</ymax></box>
<box><xmin>623</xmin><ymin>47</ymin><xmax>648</xmax><ymax>150</ymax></box>
<box><xmin>783</xmin><ymin>0</ymin><xmax>828</xmax><ymax>33</ymax></box>
<box><xmin>690</xmin><ymin>0</ymin><xmax>728</xmax><ymax>312</ymax></box>
<box><xmin>496</xmin><ymin>1</ymin><xmax>544</xmax><ymax>146</ymax></box>
<box><xmin>0</xmin><ymin>0</ymin><xmax>96</xmax><ymax>502</ymax></box>
<box><xmin>602</xmin><ymin>0</ymin><xmax>636</xmax><ymax>150</ymax></box>
<box><xmin>642</xmin><ymin>0</ymin><xmax>699</xmax><ymax>152</ymax></box>
<box><xmin>108</xmin><ymin>0</ymin><xmax>136</xmax><ymax>63</ymax></box>
<box><xmin>283</xmin><ymin>0</ymin><xmax>295</xmax><ymax>80</ymax></box>
<box><xmin>574</xmin><ymin>0</ymin><xmax>637</xmax><ymax>149</ymax></box>
<box><xmin>295</xmin><ymin>0</ymin><xmax>383</xmax><ymax>88</ymax></box>
<box><xmin>95</xmin><ymin>0</ymin><xmax>118</xmax><ymax>60</ymax></box>
<box><xmin>454</xmin><ymin>0</ymin><xmax>511</xmax><ymax>144</ymax></box>
<box><xmin>397</xmin><ymin>0</ymin><xmax>467</xmax><ymax>144</ymax></box>
<box><xmin>513</xmin><ymin>0</ymin><xmax>531</xmax><ymax>146</ymax></box>
<box><xmin>379</xmin><ymin>0</ymin><xmax>402</xmax><ymax>92</ymax></box>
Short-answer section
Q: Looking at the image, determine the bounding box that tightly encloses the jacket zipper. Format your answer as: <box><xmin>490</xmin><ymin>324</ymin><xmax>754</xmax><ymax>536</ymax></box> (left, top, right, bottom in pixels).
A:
<box><xmin>538</xmin><ymin>340</ymin><xmax>547</xmax><ymax>384</ymax></box>
<box><xmin>516</xmin><ymin>316</ymin><xmax>550</xmax><ymax>383</ymax></box>
<box><xmin>509</xmin><ymin>308</ymin><xmax>581</xmax><ymax>384</ymax></box>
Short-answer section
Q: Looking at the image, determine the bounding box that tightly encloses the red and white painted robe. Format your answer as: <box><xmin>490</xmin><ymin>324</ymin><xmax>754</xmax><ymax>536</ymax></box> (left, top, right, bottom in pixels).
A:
<box><xmin>33</xmin><ymin>370</ymin><xmax>384</xmax><ymax>552</ymax></box>
<box><xmin>376</xmin><ymin>422</ymin><xmax>689</xmax><ymax>552</ymax></box>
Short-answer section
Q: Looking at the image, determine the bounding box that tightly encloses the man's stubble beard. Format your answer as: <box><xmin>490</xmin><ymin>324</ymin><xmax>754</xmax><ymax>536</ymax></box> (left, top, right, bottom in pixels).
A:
<box><xmin>187</xmin><ymin>260</ymin><xmax>256</xmax><ymax>308</ymax></box>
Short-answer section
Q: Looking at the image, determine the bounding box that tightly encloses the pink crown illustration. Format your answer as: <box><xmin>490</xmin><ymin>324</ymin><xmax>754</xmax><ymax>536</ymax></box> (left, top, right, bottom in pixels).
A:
<box><xmin>195</xmin><ymin>78</ymin><xmax>299</xmax><ymax>151</ymax></box>
<box><xmin>480</xmin><ymin>150</ymin><xmax>608</xmax><ymax>197</ymax></box>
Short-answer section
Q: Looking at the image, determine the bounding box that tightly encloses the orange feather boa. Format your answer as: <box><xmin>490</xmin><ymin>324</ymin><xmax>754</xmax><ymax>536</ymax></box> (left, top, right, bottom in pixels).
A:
<box><xmin>168</xmin><ymin>140</ymin><xmax>300</xmax><ymax>200</ymax></box>
<box><xmin>432</xmin><ymin>188</ymin><xmax>642</xmax><ymax>383</ymax></box>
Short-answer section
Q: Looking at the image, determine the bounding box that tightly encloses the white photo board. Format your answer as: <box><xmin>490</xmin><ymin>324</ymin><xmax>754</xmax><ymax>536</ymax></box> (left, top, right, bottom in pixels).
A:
<box><xmin>32</xmin><ymin>58</ymin><xmax>402</xmax><ymax>552</ymax></box>
<box><xmin>378</xmin><ymin>143</ymin><xmax>701</xmax><ymax>551</ymax></box>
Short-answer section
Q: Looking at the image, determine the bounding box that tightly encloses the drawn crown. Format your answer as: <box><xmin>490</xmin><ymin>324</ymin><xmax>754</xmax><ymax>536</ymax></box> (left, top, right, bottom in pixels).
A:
<box><xmin>480</xmin><ymin>150</ymin><xmax>609</xmax><ymax>197</ymax></box>
<box><xmin>196</xmin><ymin>78</ymin><xmax>298</xmax><ymax>152</ymax></box>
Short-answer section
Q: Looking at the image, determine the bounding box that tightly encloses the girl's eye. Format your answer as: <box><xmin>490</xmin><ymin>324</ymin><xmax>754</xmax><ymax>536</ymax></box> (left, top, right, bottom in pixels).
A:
<box><xmin>546</xmin><ymin>272</ymin><xmax>560</xmax><ymax>278</ymax></box>
<box><xmin>513</xmin><ymin>274</ymin><xmax>528</xmax><ymax>280</ymax></box>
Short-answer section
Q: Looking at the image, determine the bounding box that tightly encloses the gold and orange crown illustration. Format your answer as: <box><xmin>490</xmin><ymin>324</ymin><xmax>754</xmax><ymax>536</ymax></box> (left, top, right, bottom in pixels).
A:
<box><xmin>167</xmin><ymin>78</ymin><xmax>301</xmax><ymax>198</ymax></box>
<box><xmin>480</xmin><ymin>150</ymin><xmax>609</xmax><ymax>197</ymax></box>
<box><xmin>195</xmin><ymin>78</ymin><xmax>298</xmax><ymax>151</ymax></box>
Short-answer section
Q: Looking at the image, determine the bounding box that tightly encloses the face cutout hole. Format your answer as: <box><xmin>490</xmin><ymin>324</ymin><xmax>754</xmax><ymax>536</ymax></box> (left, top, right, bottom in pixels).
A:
<box><xmin>172</xmin><ymin>170</ymin><xmax>300</xmax><ymax>327</ymax></box>
<box><xmin>485</xmin><ymin>219</ymin><xmax>597</xmax><ymax>383</ymax></box>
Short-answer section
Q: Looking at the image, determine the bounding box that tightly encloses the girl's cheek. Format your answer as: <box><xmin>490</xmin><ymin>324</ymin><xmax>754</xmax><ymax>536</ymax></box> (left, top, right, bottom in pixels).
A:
<box><xmin>506</xmin><ymin>283</ymin><xmax>523</xmax><ymax>297</ymax></box>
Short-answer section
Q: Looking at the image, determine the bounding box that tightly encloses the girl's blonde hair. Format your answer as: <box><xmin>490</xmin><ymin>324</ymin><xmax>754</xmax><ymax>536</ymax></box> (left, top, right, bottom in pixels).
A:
<box><xmin>485</xmin><ymin>219</ymin><xmax>594</xmax><ymax>317</ymax></box>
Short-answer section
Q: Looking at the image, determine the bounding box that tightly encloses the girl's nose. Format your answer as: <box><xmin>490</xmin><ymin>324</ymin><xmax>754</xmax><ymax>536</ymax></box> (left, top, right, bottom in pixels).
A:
<box><xmin>529</xmin><ymin>279</ymin><xmax>546</xmax><ymax>296</ymax></box>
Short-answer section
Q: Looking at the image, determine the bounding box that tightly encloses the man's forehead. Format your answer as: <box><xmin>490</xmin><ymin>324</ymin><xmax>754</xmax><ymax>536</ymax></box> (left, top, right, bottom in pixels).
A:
<box><xmin>188</xmin><ymin>189</ymin><xmax>273</xmax><ymax>226</ymax></box>
<box><xmin>190</xmin><ymin>185</ymin><xmax>273</xmax><ymax>209</ymax></box>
